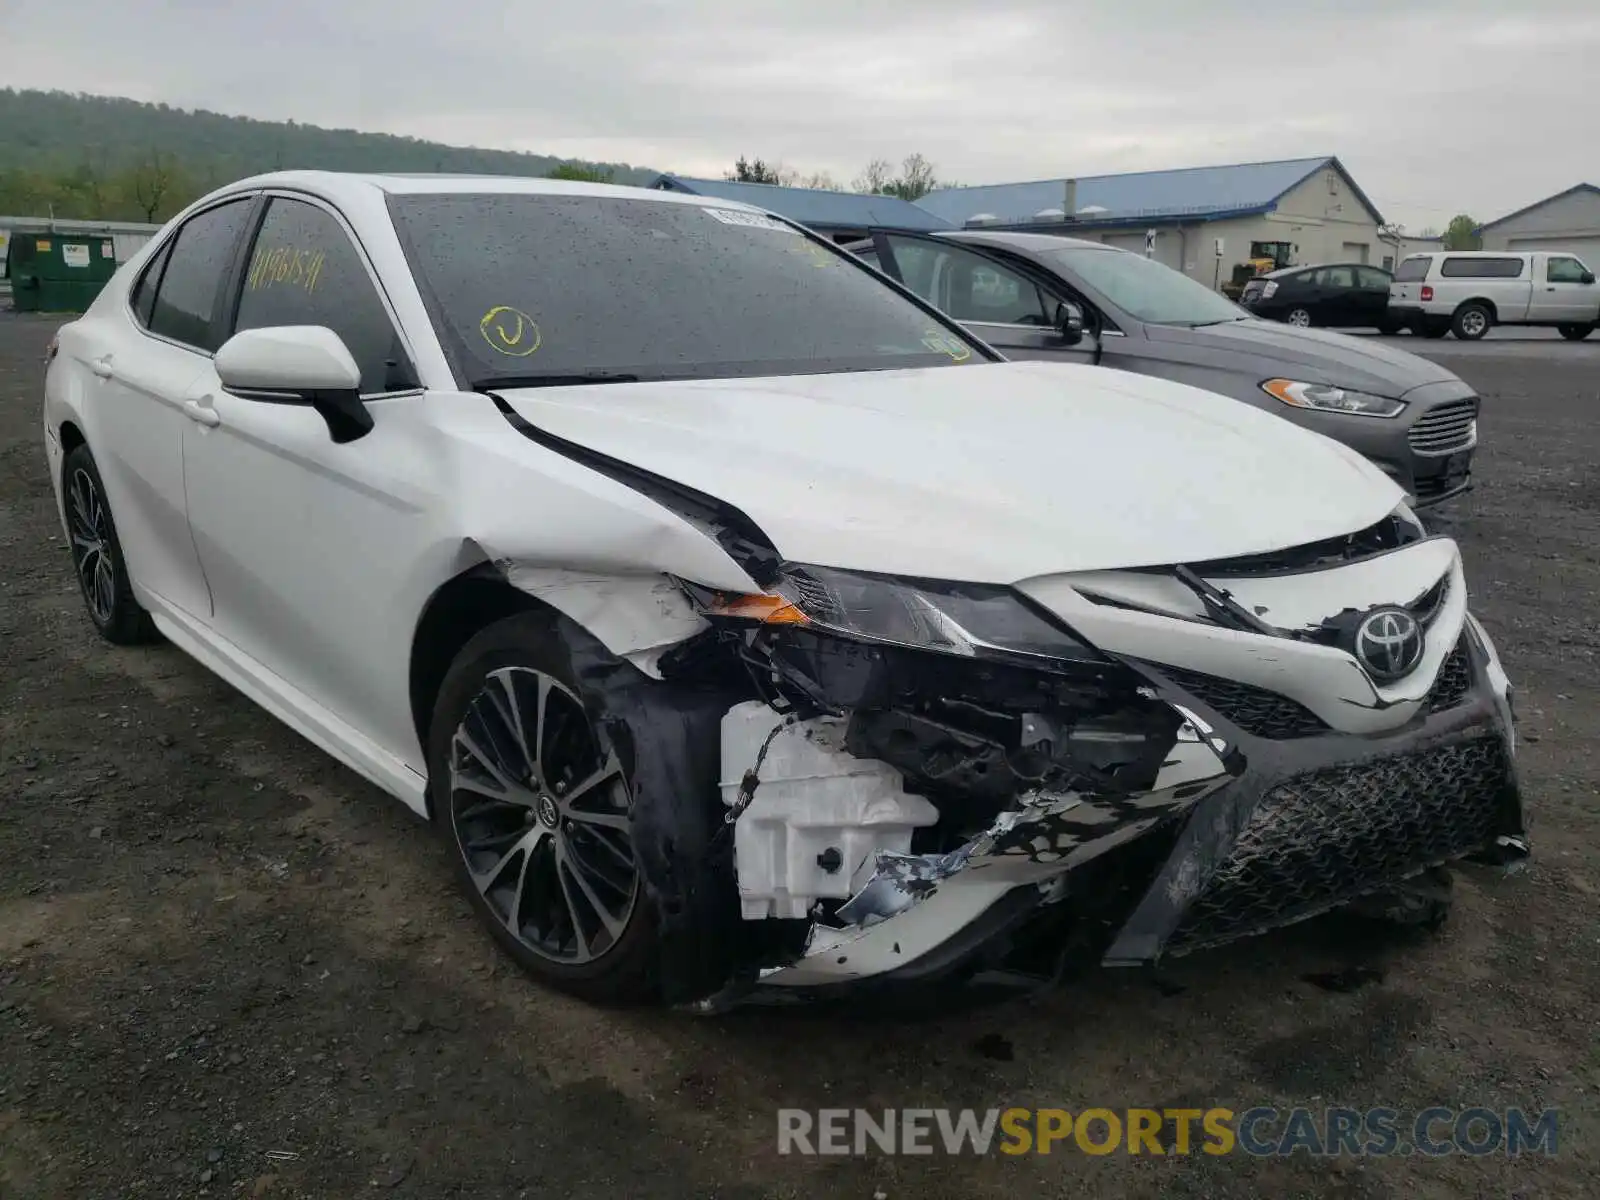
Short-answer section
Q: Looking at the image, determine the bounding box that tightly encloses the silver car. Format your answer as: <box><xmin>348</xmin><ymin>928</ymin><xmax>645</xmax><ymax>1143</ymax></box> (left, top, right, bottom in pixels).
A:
<box><xmin>847</xmin><ymin>230</ymin><xmax>1480</xmax><ymax>508</ymax></box>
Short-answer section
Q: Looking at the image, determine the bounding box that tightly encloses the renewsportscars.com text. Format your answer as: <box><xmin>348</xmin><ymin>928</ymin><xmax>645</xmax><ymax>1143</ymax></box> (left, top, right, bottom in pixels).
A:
<box><xmin>777</xmin><ymin>1106</ymin><xmax>1559</xmax><ymax>1157</ymax></box>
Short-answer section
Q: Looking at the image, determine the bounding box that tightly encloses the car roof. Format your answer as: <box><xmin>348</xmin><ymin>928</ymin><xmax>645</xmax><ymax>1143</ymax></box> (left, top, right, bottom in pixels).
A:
<box><xmin>1265</xmin><ymin>261</ymin><xmax>1384</xmax><ymax>278</ymax></box>
<box><xmin>203</xmin><ymin>169</ymin><xmax>762</xmax><ymax>212</ymax></box>
<box><xmin>935</xmin><ymin>229</ymin><xmax>1112</xmax><ymax>253</ymax></box>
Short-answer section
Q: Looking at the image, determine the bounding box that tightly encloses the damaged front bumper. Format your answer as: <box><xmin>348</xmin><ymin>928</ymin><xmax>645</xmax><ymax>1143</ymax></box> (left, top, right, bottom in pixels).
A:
<box><xmin>692</xmin><ymin>610</ymin><xmax>1524</xmax><ymax>1005</ymax></box>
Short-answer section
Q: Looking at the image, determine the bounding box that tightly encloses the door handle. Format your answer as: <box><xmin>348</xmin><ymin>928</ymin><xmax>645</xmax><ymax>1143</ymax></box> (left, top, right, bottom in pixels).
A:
<box><xmin>91</xmin><ymin>355</ymin><xmax>115</xmax><ymax>380</ymax></box>
<box><xmin>183</xmin><ymin>400</ymin><xmax>221</xmax><ymax>428</ymax></box>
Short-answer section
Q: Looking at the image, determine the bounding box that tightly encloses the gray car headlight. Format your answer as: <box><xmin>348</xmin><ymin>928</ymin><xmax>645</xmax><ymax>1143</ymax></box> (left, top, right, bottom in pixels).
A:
<box><xmin>1262</xmin><ymin>378</ymin><xmax>1406</xmax><ymax>418</ymax></box>
<box><xmin>694</xmin><ymin>564</ymin><xmax>1106</xmax><ymax>664</ymax></box>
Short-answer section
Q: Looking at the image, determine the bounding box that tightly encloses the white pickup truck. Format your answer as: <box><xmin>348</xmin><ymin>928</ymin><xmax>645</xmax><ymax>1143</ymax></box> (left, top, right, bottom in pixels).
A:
<box><xmin>1388</xmin><ymin>250</ymin><xmax>1599</xmax><ymax>341</ymax></box>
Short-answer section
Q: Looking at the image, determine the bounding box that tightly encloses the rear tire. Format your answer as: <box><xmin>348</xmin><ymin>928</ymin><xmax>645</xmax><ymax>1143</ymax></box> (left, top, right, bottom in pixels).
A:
<box><xmin>1557</xmin><ymin>323</ymin><xmax>1595</xmax><ymax>341</ymax></box>
<box><xmin>1452</xmin><ymin>303</ymin><xmax>1492</xmax><ymax>340</ymax></box>
<box><xmin>427</xmin><ymin>612</ymin><xmax>659</xmax><ymax>1004</ymax></box>
<box><xmin>61</xmin><ymin>444</ymin><xmax>159</xmax><ymax>645</ymax></box>
<box><xmin>1286</xmin><ymin>307</ymin><xmax>1312</xmax><ymax>328</ymax></box>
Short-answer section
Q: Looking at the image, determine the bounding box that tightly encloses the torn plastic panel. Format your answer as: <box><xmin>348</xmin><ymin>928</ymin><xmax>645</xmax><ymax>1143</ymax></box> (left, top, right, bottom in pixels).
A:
<box><xmin>757</xmin><ymin>745</ymin><xmax>1232</xmax><ymax>989</ymax></box>
<box><xmin>496</xmin><ymin>564</ymin><xmax>709</xmax><ymax>678</ymax></box>
<box><xmin>542</xmin><ymin>612</ymin><xmax>785</xmax><ymax>1004</ymax></box>
<box><xmin>691</xmin><ymin>620</ymin><xmax>1236</xmax><ymax>992</ymax></box>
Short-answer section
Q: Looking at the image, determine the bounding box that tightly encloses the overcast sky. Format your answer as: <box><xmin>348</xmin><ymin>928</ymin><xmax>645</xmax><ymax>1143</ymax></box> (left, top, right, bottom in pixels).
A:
<box><xmin>5</xmin><ymin>0</ymin><xmax>1597</xmax><ymax>230</ymax></box>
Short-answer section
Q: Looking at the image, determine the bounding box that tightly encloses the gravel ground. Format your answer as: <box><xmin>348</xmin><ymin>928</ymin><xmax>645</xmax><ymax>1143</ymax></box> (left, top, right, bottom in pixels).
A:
<box><xmin>2</xmin><ymin>313</ymin><xmax>1597</xmax><ymax>1199</ymax></box>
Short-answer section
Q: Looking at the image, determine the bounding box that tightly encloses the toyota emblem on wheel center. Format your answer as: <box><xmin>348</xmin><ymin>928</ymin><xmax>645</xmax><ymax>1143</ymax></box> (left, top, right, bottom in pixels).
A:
<box><xmin>1353</xmin><ymin>607</ymin><xmax>1426</xmax><ymax>681</ymax></box>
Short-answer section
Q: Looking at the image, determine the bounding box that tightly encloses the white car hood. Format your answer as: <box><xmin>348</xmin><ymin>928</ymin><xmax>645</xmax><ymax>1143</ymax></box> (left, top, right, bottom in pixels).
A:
<box><xmin>497</xmin><ymin>360</ymin><xmax>1403</xmax><ymax>583</ymax></box>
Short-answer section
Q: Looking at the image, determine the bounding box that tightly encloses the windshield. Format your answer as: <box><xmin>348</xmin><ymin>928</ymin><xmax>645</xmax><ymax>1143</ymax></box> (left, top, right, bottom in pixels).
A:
<box><xmin>1047</xmin><ymin>246</ymin><xmax>1248</xmax><ymax>325</ymax></box>
<box><xmin>388</xmin><ymin>193</ymin><xmax>986</xmax><ymax>386</ymax></box>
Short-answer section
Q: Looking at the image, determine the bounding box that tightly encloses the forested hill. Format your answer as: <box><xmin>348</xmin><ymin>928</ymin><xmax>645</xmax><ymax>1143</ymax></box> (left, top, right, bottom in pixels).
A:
<box><xmin>0</xmin><ymin>88</ymin><xmax>656</xmax><ymax>221</ymax></box>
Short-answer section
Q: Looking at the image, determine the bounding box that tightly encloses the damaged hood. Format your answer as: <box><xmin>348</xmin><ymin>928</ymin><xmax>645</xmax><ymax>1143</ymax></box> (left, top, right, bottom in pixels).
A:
<box><xmin>497</xmin><ymin>360</ymin><xmax>1404</xmax><ymax>582</ymax></box>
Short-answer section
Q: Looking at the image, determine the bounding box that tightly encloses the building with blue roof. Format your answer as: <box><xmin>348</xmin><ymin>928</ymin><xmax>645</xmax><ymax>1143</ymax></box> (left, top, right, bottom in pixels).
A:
<box><xmin>916</xmin><ymin>156</ymin><xmax>1390</xmax><ymax>285</ymax></box>
<box><xmin>646</xmin><ymin>174</ymin><xmax>954</xmax><ymax>242</ymax></box>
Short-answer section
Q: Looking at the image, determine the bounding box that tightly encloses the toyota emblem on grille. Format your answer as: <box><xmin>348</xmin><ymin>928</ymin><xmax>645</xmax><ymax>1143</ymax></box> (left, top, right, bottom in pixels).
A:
<box><xmin>1353</xmin><ymin>607</ymin><xmax>1425</xmax><ymax>682</ymax></box>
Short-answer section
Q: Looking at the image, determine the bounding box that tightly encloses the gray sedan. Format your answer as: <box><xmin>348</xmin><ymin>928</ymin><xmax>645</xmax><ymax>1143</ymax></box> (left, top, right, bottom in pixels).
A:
<box><xmin>845</xmin><ymin>229</ymin><xmax>1478</xmax><ymax>507</ymax></box>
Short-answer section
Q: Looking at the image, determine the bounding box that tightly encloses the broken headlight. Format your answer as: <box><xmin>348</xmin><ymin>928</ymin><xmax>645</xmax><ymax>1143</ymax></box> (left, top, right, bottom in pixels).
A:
<box><xmin>694</xmin><ymin>565</ymin><xmax>1106</xmax><ymax>664</ymax></box>
<box><xmin>1261</xmin><ymin>378</ymin><xmax>1406</xmax><ymax>418</ymax></box>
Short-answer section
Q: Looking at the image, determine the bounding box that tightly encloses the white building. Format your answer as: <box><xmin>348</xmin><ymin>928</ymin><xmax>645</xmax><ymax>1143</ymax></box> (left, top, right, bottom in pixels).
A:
<box><xmin>1476</xmin><ymin>184</ymin><xmax>1600</xmax><ymax>261</ymax></box>
<box><xmin>914</xmin><ymin>157</ymin><xmax>1387</xmax><ymax>289</ymax></box>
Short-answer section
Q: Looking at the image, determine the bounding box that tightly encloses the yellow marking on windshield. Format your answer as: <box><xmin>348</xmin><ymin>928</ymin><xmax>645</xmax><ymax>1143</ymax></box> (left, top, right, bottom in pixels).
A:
<box><xmin>480</xmin><ymin>306</ymin><xmax>542</xmax><ymax>357</ymax></box>
<box><xmin>921</xmin><ymin>331</ymin><xmax>971</xmax><ymax>362</ymax></box>
<box><xmin>789</xmin><ymin>243</ymin><xmax>837</xmax><ymax>269</ymax></box>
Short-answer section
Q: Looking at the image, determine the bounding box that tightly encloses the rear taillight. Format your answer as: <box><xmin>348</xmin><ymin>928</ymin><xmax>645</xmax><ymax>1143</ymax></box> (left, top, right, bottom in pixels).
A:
<box><xmin>1420</xmin><ymin>285</ymin><xmax>1434</xmax><ymax>301</ymax></box>
<box><xmin>1262</xmin><ymin>281</ymin><xmax>1278</xmax><ymax>299</ymax></box>
<box><xmin>45</xmin><ymin>332</ymin><xmax>59</xmax><ymax>367</ymax></box>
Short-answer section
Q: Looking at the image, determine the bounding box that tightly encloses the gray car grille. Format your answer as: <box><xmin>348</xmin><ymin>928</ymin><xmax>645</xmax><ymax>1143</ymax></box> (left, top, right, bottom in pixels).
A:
<box><xmin>1409</xmin><ymin>398</ymin><xmax>1478</xmax><ymax>455</ymax></box>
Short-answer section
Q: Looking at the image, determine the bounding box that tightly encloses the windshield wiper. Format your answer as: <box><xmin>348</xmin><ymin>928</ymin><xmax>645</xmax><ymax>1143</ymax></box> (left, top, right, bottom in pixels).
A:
<box><xmin>470</xmin><ymin>371</ymin><xmax>642</xmax><ymax>392</ymax></box>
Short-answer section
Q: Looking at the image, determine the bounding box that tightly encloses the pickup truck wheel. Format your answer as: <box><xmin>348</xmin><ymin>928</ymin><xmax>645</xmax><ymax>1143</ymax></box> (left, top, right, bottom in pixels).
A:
<box><xmin>1452</xmin><ymin>303</ymin><xmax>1492</xmax><ymax>340</ymax></box>
<box><xmin>1557</xmin><ymin>323</ymin><xmax>1595</xmax><ymax>341</ymax></box>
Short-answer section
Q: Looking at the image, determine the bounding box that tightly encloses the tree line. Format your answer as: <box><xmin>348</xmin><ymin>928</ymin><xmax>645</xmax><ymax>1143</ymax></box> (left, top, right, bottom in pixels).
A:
<box><xmin>727</xmin><ymin>152</ymin><xmax>947</xmax><ymax>200</ymax></box>
<box><xmin>0</xmin><ymin>88</ymin><xmax>649</xmax><ymax>223</ymax></box>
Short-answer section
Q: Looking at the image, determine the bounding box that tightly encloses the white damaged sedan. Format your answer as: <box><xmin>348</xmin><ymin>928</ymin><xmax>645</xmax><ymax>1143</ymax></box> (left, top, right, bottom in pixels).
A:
<box><xmin>42</xmin><ymin>173</ymin><xmax>1526</xmax><ymax>1007</ymax></box>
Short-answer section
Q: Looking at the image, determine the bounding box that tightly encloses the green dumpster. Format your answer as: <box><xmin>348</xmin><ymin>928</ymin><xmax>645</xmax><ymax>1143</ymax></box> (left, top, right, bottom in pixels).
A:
<box><xmin>6</xmin><ymin>231</ymin><xmax>118</xmax><ymax>313</ymax></box>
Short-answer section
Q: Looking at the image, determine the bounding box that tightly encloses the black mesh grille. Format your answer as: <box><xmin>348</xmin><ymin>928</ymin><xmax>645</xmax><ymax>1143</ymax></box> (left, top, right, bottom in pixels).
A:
<box><xmin>1160</xmin><ymin>667</ymin><xmax>1329</xmax><ymax>739</ymax></box>
<box><xmin>1168</xmin><ymin>734</ymin><xmax>1508</xmax><ymax>954</ymax></box>
<box><xmin>1427</xmin><ymin>637</ymin><xmax>1472</xmax><ymax>713</ymax></box>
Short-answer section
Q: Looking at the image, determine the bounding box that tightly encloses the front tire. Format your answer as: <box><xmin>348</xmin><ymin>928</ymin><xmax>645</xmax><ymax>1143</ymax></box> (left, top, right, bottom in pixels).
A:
<box><xmin>1452</xmin><ymin>303</ymin><xmax>1492</xmax><ymax>340</ymax></box>
<box><xmin>1557</xmin><ymin>323</ymin><xmax>1595</xmax><ymax>341</ymax></box>
<box><xmin>61</xmin><ymin>444</ymin><xmax>158</xmax><ymax>645</ymax></box>
<box><xmin>427</xmin><ymin>613</ymin><xmax>658</xmax><ymax>1004</ymax></box>
<box><xmin>1417</xmin><ymin>318</ymin><xmax>1450</xmax><ymax>339</ymax></box>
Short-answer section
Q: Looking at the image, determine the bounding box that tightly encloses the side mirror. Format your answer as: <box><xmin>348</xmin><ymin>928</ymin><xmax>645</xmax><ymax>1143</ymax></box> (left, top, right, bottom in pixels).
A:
<box><xmin>214</xmin><ymin>326</ymin><xmax>373</xmax><ymax>444</ymax></box>
<box><xmin>1581</xmin><ymin>271</ymin><xmax>1596</xmax><ymax>285</ymax></box>
<box><xmin>1054</xmin><ymin>300</ymin><xmax>1086</xmax><ymax>347</ymax></box>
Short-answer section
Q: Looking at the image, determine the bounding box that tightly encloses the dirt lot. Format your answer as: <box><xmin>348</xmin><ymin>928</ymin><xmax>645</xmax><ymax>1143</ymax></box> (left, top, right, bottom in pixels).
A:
<box><xmin>2</xmin><ymin>314</ymin><xmax>1597</xmax><ymax>1199</ymax></box>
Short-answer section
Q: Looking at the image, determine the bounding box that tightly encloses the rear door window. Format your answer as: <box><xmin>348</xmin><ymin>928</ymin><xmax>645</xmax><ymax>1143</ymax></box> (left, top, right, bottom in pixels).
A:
<box><xmin>147</xmin><ymin>199</ymin><xmax>255</xmax><ymax>351</ymax></box>
<box><xmin>1393</xmin><ymin>257</ymin><xmax>1432</xmax><ymax>282</ymax></box>
<box><xmin>885</xmin><ymin>235</ymin><xmax>1053</xmax><ymax>326</ymax></box>
<box><xmin>129</xmin><ymin>239</ymin><xmax>174</xmax><ymax>328</ymax></box>
<box><xmin>1355</xmin><ymin>267</ymin><xmax>1391</xmax><ymax>289</ymax></box>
